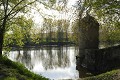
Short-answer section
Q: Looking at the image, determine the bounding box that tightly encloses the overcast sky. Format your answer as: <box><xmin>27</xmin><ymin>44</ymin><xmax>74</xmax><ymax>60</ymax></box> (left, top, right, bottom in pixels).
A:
<box><xmin>28</xmin><ymin>0</ymin><xmax>78</xmax><ymax>28</ymax></box>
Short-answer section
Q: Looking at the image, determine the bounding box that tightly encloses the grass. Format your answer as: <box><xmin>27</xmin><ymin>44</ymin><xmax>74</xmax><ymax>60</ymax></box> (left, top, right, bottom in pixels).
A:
<box><xmin>1</xmin><ymin>56</ymin><xmax>120</xmax><ymax>80</ymax></box>
<box><xmin>0</xmin><ymin>56</ymin><xmax>48</xmax><ymax>80</ymax></box>
<box><xmin>83</xmin><ymin>69</ymin><xmax>120</xmax><ymax>80</ymax></box>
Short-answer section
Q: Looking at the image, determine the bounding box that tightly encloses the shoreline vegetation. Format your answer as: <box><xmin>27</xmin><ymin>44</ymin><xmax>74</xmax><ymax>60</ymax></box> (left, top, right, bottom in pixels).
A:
<box><xmin>0</xmin><ymin>56</ymin><xmax>48</xmax><ymax>80</ymax></box>
<box><xmin>6</xmin><ymin>41</ymin><xmax>120</xmax><ymax>49</ymax></box>
<box><xmin>0</xmin><ymin>54</ymin><xmax>120</xmax><ymax>80</ymax></box>
<box><xmin>9</xmin><ymin>41</ymin><xmax>75</xmax><ymax>46</ymax></box>
<box><xmin>1</xmin><ymin>44</ymin><xmax>120</xmax><ymax>80</ymax></box>
<box><xmin>0</xmin><ymin>56</ymin><xmax>120</xmax><ymax>80</ymax></box>
<box><xmin>83</xmin><ymin>69</ymin><xmax>120</xmax><ymax>80</ymax></box>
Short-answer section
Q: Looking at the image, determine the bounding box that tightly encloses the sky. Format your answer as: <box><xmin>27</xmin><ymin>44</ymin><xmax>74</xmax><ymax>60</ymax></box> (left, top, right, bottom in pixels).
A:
<box><xmin>29</xmin><ymin>0</ymin><xmax>78</xmax><ymax>28</ymax></box>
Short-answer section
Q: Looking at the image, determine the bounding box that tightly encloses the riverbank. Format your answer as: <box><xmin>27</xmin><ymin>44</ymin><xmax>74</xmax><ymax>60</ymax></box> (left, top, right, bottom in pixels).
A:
<box><xmin>8</xmin><ymin>41</ymin><xmax>75</xmax><ymax>47</ymax></box>
<box><xmin>0</xmin><ymin>56</ymin><xmax>48</xmax><ymax>80</ymax></box>
<box><xmin>83</xmin><ymin>69</ymin><xmax>120</xmax><ymax>80</ymax></box>
<box><xmin>0</xmin><ymin>56</ymin><xmax>120</xmax><ymax>80</ymax></box>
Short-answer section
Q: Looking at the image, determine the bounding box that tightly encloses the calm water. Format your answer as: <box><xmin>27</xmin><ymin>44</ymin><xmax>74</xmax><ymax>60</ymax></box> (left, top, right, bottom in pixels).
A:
<box><xmin>7</xmin><ymin>46</ymin><xmax>79</xmax><ymax>79</ymax></box>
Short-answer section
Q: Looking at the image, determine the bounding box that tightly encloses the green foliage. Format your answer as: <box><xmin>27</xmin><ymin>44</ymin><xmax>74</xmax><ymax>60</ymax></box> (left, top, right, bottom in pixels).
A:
<box><xmin>3</xmin><ymin>16</ymin><xmax>33</xmax><ymax>48</ymax></box>
<box><xmin>30</xmin><ymin>28</ymin><xmax>41</xmax><ymax>44</ymax></box>
<box><xmin>83</xmin><ymin>69</ymin><xmax>120</xmax><ymax>80</ymax></box>
<box><xmin>92</xmin><ymin>0</ymin><xmax>119</xmax><ymax>24</ymax></box>
<box><xmin>57</xmin><ymin>20</ymin><xmax>64</xmax><ymax>42</ymax></box>
<box><xmin>71</xmin><ymin>19</ymin><xmax>80</xmax><ymax>45</ymax></box>
<box><xmin>0</xmin><ymin>0</ymin><xmax>36</xmax><ymax>56</ymax></box>
<box><xmin>49</xmin><ymin>0</ymin><xmax>56</xmax><ymax>7</ymax></box>
<box><xmin>78</xmin><ymin>0</ymin><xmax>120</xmax><ymax>43</ymax></box>
<box><xmin>4</xmin><ymin>77</ymin><xmax>17</xmax><ymax>80</ymax></box>
<box><xmin>40</xmin><ymin>0</ymin><xmax>67</xmax><ymax>11</ymax></box>
<box><xmin>0</xmin><ymin>56</ymin><xmax>48</xmax><ymax>80</ymax></box>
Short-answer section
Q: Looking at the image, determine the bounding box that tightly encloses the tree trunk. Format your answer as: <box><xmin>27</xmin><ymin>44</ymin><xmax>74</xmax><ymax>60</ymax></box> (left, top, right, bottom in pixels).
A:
<box><xmin>0</xmin><ymin>30</ymin><xmax>4</xmax><ymax>57</ymax></box>
<box><xmin>65</xmin><ymin>31</ymin><xmax>68</xmax><ymax>42</ymax></box>
<box><xmin>0</xmin><ymin>16</ymin><xmax>7</xmax><ymax>57</ymax></box>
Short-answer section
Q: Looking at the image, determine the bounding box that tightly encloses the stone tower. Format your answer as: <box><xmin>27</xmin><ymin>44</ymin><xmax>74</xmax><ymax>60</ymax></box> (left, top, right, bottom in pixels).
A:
<box><xmin>76</xmin><ymin>14</ymin><xmax>99</xmax><ymax>78</ymax></box>
<box><xmin>79</xmin><ymin>14</ymin><xmax>99</xmax><ymax>50</ymax></box>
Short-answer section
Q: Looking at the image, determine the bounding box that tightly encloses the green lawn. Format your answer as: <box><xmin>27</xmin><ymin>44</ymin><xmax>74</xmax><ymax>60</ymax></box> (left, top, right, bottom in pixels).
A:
<box><xmin>83</xmin><ymin>69</ymin><xmax>120</xmax><ymax>80</ymax></box>
<box><xmin>1</xmin><ymin>56</ymin><xmax>120</xmax><ymax>80</ymax></box>
<box><xmin>0</xmin><ymin>56</ymin><xmax>48</xmax><ymax>80</ymax></box>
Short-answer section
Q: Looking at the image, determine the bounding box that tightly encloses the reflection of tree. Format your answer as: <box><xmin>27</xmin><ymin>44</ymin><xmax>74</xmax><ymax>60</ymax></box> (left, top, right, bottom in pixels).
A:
<box><xmin>32</xmin><ymin>46</ymin><xmax>70</xmax><ymax>70</ymax></box>
<box><xmin>41</xmin><ymin>46</ymin><xmax>70</xmax><ymax>70</ymax></box>
<box><xmin>45</xmin><ymin>47</ymin><xmax>53</xmax><ymax>69</ymax></box>
<box><xmin>57</xmin><ymin>46</ymin><xmax>70</xmax><ymax>68</ymax></box>
<box><xmin>13</xmin><ymin>46</ymin><xmax>71</xmax><ymax>70</ymax></box>
<box><xmin>16</xmin><ymin>48</ymin><xmax>21</xmax><ymax>61</ymax></box>
<box><xmin>22</xmin><ymin>48</ymin><xmax>33</xmax><ymax>70</ymax></box>
<box><xmin>16</xmin><ymin>48</ymin><xmax>33</xmax><ymax>70</ymax></box>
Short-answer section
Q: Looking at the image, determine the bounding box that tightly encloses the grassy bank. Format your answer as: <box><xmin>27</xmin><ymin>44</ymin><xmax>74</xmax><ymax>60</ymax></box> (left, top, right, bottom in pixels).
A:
<box><xmin>83</xmin><ymin>69</ymin><xmax>120</xmax><ymax>80</ymax></box>
<box><xmin>0</xmin><ymin>56</ymin><xmax>48</xmax><ymax>80</ymax></box>
<box><xmin>1</xmin><ymin>56</ymin><xmax>120</xmax><ymax>80</ymax></box>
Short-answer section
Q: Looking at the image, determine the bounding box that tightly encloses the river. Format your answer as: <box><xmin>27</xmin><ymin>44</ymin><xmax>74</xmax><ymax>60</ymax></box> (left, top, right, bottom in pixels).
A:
<box><xmin>7</xmin><ymin>46</ymin><xmax>79</xmax><ymax>79</ymax></box>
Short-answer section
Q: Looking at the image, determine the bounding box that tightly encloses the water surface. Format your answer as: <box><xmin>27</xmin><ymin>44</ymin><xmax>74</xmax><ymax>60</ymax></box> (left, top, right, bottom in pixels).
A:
<box><xmin>7</xmin><ymin>46</ymin><xmax>79</xmax><ymax>79</ymax></box>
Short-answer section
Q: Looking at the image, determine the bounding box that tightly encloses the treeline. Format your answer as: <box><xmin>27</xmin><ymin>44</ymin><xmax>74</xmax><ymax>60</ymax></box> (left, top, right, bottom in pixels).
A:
<box><xmin>4</xmin><ymin>15</ymin><xmax>120</xmax><ymax>48</ymax></box>
<box><xmin>4</xmin><ymin>17</ymin><xmax>75</xmax><ymax>47</ymax></box>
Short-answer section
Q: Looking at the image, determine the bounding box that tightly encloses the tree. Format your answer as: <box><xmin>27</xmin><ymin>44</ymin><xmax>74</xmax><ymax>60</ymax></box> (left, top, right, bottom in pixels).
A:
<box><xmin>16</xmin><ymin>16</ymin><xmax>33</xmax><ymax>45</ymax></box>
<box><xmin>57</xmin><ymin>20</ymin><xmax>64</xmax><ymax>43</ymax></box>
<box><xmin>30</xmin><ymin>28</ymin><xmax>41</xmax><ymax>44</ymax></box>
<box><xmin>3</xmin><ymin>16</ymin><xmax>33</xmax><ymax>48</ymax></box>
<box><xmin>71</xmin><ymin>0</ymin><xmax>89</xmax><ymax>46</ymax></box>
<box><xmin>0</xmin><ymin>0</ymin><xmax>35</xmax><ymax>56</ymax></box>
<box><xmin>62</xmin><ymin>19</ymin><xmax>70</xmax><ymax>42</ymax></box>
<box><xmin>44</xmin><ymin>18</ymin><xmax>53</xmax><ymax>42</ymax></box>
<box><xmin>86</xmin><ymin>0</ymin><xmax>120</xmax><ymax>43</ymax></box>
<box><xmin>72</xmin><ymin>19</ymin><xmax>79</xmax><ymax>44</ymax></box>
<box><xmin>39</xmin><ymin>0</ymin><xmax>68</xmax><ymax>10</ymax></box>
<box><xmin>72</xmin><ymin>0</ymin><xmax>120</xmax><ymax>45</ymax></box>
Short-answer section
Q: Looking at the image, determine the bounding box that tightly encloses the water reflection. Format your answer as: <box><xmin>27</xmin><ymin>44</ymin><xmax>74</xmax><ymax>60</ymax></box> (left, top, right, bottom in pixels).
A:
<box><xmin>7</xmin><ymin>46</ymin><xmax>79</xmax><ymax>79</ymax></box>
<box><xmin>13</xmin><ymin>48</ymin><xmax>33</xmax><ymax>70</ymax></box>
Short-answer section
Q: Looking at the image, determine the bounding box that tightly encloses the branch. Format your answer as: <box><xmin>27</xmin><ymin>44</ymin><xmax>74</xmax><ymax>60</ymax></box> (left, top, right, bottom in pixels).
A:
<box><xmin>7</xmin><ymin>1</ymin><xmax>36</xmax><ymax>20</ymax></box>
<box><xmin>8</xmin><ymin>10</ymin><xmax>19</xmax><ymax>20</ymax></box>
<box><xmin>0</xmin><ymin>2</ymin><xmax>3</xmax><ymax>6</ymax></box>
<box><xmin>7</xmin><ymin>0</ymin><xmax>25</xmax><ymax>16</ymax></box>
<box><xmin>2</xmin><ymin>0</ymin><xmax>6</xmax><ymax>14</ymax></box>
<box><xmin>27</xmin><ymin>5</ymin><xmax>46</xmax><ymax>18</ymax></box>
<box><xmin>0</xmin><ymin>0</ymin><xmax>9</xmax><ymax>22</ymax></box>
<box><xmin>0</xmin><ymin>17</ymin><xmax>5</xmax><ymax>21</ymax></box>
<box><xmin>36</xmin><ymin>0</ymin><xmax>56</xmax><ymax>10</ymax></box>
<box><xmin>5</xmin><ymin>0</ymin><xmax>9</xmax><ymax>15</ymax></box>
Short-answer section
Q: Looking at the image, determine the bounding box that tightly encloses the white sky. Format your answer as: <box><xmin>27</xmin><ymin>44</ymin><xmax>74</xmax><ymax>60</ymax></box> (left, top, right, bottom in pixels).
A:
<box><xmin>29</xmin><ymin>0</ymin><xmax>78</xmax><ymax>28</ymax></box>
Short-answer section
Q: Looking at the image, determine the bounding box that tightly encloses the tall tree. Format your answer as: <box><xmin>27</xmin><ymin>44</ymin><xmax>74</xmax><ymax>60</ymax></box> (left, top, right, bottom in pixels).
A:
<box><xmin>73</xmin><ymin>0</ymin><xmax>120</xmax><ymax>44</ymax></box>
<box><xmin>62</xmin><ymin>19</ymin><xmax>70</xmax><ymax>42</ymax></box>
<box><xmin>4</xmin><ymin>16</ymin><xmax>33</xmax><ymax>47</ymax></box>
<box><xmin>90</xmin><ymin>0</ymin><xmax>120</xmax><ymax>43</ymax></box>
<box><xmin>0</xmin><ymin>0</ymin><xmax>35</xmax><ymax>56</ymax></box>
<box><xmin>57</xmin><ymin>20</ymin><xmax>64</xmax><ymax>43</ymax></box>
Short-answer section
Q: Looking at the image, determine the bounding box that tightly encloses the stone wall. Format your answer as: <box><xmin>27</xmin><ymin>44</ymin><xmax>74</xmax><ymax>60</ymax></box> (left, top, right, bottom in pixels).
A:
<box><xmin>76</xmin><ymin>14</ymin><xmax>120</xmax><ymax>75</ymax></box>
<box><xmin>77</xmin><ymin>45</ymin><xmax>120</xmax><ymax>74</ymax></box>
